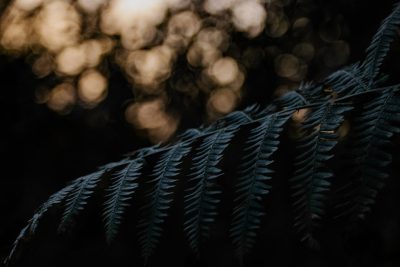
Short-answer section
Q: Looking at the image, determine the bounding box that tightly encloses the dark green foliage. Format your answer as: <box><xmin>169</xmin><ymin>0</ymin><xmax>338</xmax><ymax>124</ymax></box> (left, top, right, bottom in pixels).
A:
<box><xmin>363</xmin><ymin>3</ymin><xmax>400</xmax><ymax>85</ymax></box>
<box><xmin>4</xmin><ymin>3</ymin><xmax>400</xmax><ymax>266</ymax></box>
<box><xmin>103</xmin><ymin>159</ymin><xmax>143</xmax><ymax>243</ymax></box>
<box><xmin>58</xmin><ymin>171</ymin><xmax>103</xmax><ymax>232</ymax></box>
<box><xmin>323</xmin><ymin>63</ymin><xmax>368</xmax><ymax>95</ymax></box>
<box><xmin>337</xmin><ymin>87</ymin><xmax>400</xmax><ymax>221</ymax></box>
<box><xmin>138</xmin><ymin>140</ymin><xmax>193</xmax><ymax>262</ymax></box>
<box><xmin>184</xmin><ymin>126</ymin><xmax>239</xmax><ymax>255</ymax></box>
<box><xmin>231</xmin><ymin>111</ymin><xmax>291</xmax><ymax>257</ymax></box>
<box><xmin>290</xmin><ymin>103</ymin><xmax>353</xmax><ymax>246</ymax></box>
<box><xmin>5</xmin><ymin>180</ymin><xmax>79</xmax><ymax>263</ymax></box>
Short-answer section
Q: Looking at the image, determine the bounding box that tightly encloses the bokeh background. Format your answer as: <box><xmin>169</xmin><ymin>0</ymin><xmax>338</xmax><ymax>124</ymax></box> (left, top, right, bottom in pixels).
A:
<box><xmin>0</xmin><ymin>0</ymin><xmax>399</xmax><ymax>266</ymax></box>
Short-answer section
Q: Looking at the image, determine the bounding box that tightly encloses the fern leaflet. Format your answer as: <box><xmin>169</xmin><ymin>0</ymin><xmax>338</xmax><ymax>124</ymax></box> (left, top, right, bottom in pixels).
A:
<box><xmin>137</xmin><ymin>140</ymin><xmax>192</xmax><ymax>262</ymax></box>
<box><xmin>103</xmin><ymin>159</ymin><xmax>143</xmax><ymax>243</ymax></box>
<box><xmin>184</xmin><ymin>125</ymin><xmax>239</xmax><ymax>255</ymax></box>
<box><xmin>58</xmin><ymin>170</ymin><xmax>104</xmax><ymax>232</ymax></box>
<box><xmin>339</xmin><ymin>87</ymin><xmax>400</xmax><ymax>220</ymax></box>
<box><xmin>290</xmin><ymin>102</ymin><xmax>352</xmax><ymax>245</ymax></box>
<box><xmin>363</xmin><ymin>3</ymin><xmax>400</xmax><ymax>86</ymax></box>
<box><xmin>230</xmin><ymin>110</ymin><xmax>292</xmax><ymax>257</ymax></box>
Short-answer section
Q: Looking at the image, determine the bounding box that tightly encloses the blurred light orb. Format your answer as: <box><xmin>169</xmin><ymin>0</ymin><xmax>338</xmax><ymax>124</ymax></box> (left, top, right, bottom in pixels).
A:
<box><xmin>47</xmin><ymin>83</ymin><xmax>76</xmax><ymax>112</ymax></box>
<box><xmin>166</xmin><ymin>0</ymin><xmax>190</xmax><ymax>10</ymax></box>
<box><xmin>147</xmin><ymin>116</ymin><xmax>179</xmax><ymax>143</ymax></box>
<box><xmin>121</xmin><ymin>25</ymin><xmax>157</xmax><ymax>50</ymax></box>
<box><xmin>125</xmin><ymin>98</ymin><xmax>179</xmax><ymax>142</ymax></box>
<box><xmin>56</xmin><ymin>45</ymin><xmax>87</xmax><ymax>76</ymax></box>
<box><xmin>77</xmin><ymin>0</ymin><xmax>106</xmax><ymax>13</ymax></box>
<box><xmin>32</xmin><ymin>53</ymin><xmax>54</xmax><ymax>78</ymax></box>
<box><xmin>14</xmin><ymin>0</ymin><xmax>43</xmax><ymax>11</ymax></box>
<box><xmin>82</xmin><ymin>39</ymin><xmax>105</xmax><ymax>68</ymax></box>
<box><xmin>186</xmin><ymin>27</ymin><xmax>227</xmax><ymax>68</ymax></box>
<box><xmin>187</xmin><ymin>41</ymin><xmax>221</xmax><ymax>67</ymax></box>
<box><xmin>208</xmin><ymin>88</ymin><xmax>238</xmax><ymax>115</ymax></box>
<box><xmin>78</xmin><ymin>70</ymin><xmax>108</xmax><ymax>106</ymax></box>
<box><xmin>126</xmin><ymin>45</ymin><xmax>173</xmax><ymax>90</ymax></box>
<box><xmin>204</xmin><ymin>0</ymin><xmax>235</xmax><ymax>14</ymax></box>
<box><xmin>101</xmin><ymin>0</ymin><xmax>167</xmax><ymax>35</ymax></box>
<box><xmin>292</xmin><ymin>108</ymin><xmax>309</xmax><ymax>123</ymax></box>
<box><xmin>168</xmin><ymin>11</ymin><xmax>201</xmax><ymax>39</ymax></box>
<box><xmin>209</xmin><ymin>57</ymin><xmax>239</xmax><ymax>86</ymax></box>
<box><xmin>0</xmin><ymin>18</ymin><xmax>31</xmax><ymax>51</ymax></box>
<box><xmin>196</xmin><ymin>27</ymin><xmax>228</xmax><ymax>50</ymax></box>
<box><xmin>275</xmin><ymin>54</ymin><xmax>300</xmax><ymax>78</ymax></box>
<box><xmin>34</xmin><ymin>1</ymin><xmax>81</xmax><ymax>52</ymax></box>
<box><xmin>232</xmin><ymin>0</ymin><xmax>267</xmax><ymax>37</ymax></box>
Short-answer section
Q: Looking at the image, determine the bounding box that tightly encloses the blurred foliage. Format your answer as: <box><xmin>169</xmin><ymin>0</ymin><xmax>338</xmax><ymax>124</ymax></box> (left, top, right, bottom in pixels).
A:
<box><xmin>0</xmin><ymin>0</ymin><xmax>352</xmax><ymax>142</ymax></box>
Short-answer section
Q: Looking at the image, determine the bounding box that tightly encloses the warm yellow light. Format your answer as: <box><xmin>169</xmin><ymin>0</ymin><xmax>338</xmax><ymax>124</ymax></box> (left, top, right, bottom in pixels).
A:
<box><xmin>47</xmin><ymin>83</ymin><xmax>76</xmax><ymax>113</ymax></box>
<box><xmin>204</xmin><ymin>0</ymin><xmax>236</xmax><ymax>14</ymax></box>
<box><xmin>77</xmin><ymin>0</ymin><xmax>106</xmax><ymax>13</ymax></box>
<box><xmin>292</xmin><ymin>108</ymin><xmax>309</xmax><ymax>123</ymax></box>
<box><xmin>14</xmin><ymin>0</ymin><xmax>43</xmax><ymax>11</ymax></box>
<box><xmin>125</xmin><ymin>46</ymin><xmax>174</xmax><ymax>90</ymax></box>
<box><xmin>209</xmin><ymin>57</ymin><xmax>239</xmax><ymax>86</ymax></box>
<box><xmin>78</xmin><ymin>69</ymin><xmax>108</xmax><ymax>106</ymax></box>
<box><xmin>82</xmin><ymin>39</ymin><xmax>106</xmax><ymax>68</ymax></box>
<box><xmin>32</xmin><ymin>53</ymin><xmax>54</xmax><ymax>78</ymax></box>
<box><xmin>208</xmin><ymin>88</ymin><xmax>238</xmax><ymax>116</ymax></box>
<box><xmin>56</xmin><ymin>45</ymin><xmax>87</xmax><ymax>76</ymax></box>
<box><xmin>100</xmin><ymin>0</ymin><xmax>167</xmax><ymax>35</ymax></box>
<box><xmin>125</xmin><ymin>98</ymin><xmax>179</xmax><ymax>143</ymax></box>
<box><xmin>34</xmin><ymin>1</ymin><xmax>81</xmax><ymax>52</ymax></box>
<box><xmin>232</xmin><ymin>0</ymin><xmax>267</xmax><ymax>37</ymax></box>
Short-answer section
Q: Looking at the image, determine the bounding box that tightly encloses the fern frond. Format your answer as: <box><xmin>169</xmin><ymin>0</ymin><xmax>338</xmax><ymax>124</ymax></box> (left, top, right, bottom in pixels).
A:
<box><xmin>31</xmin><ymin>181</ymin><xmax>79</xmax><ymax>234</ymax></box>
<box><xmin>338</xmin><ymin>87</ymin><xmax>400</xmax><ymax>220</ymax></box>
<box><xmin>210</xmin><ymin>111</ymin><xmax>253</xmax><ymax>130</ymax></box>
<box><xmin>276</xmin><ymin>90</ymin><xmax>309</xmax><ymax>108</ymax></box>
<box><xmin>4</xmin><ymin>180</ymin><xmax>79</xmax><ymax>265</ymax></box>
<box><xmin>324</xmin><ymin>63</ymin><xmax>369</xmax><ymax>95</ymax></box>
<box><xmin>363</xmin><ymin>3</ymin><xmax>400</xmax><ymax>86</ymax></box>
<box><xmin>296</xmin><ymin>82</ymin><xmax>326</xmax><ymax>103</ymax></box>
<box><xmin>137</xmin><ymin>140</ymin><xmax>192</xmax><ymax>262</ymax></box>
<box><xmin>230</xmin><ymin>110</ymin><xmax>292</xmax><ymax>257</ymax></box>
<box><xmin>5</xmin><ymin>3</ymin><xmax>400</xmax><ymax>264</ymax></box>
<box><xmin>103</xmin><ymin>159</ymin><xmax>143</xmax><ymax>243</ymax></box>
<box><xmin>184</xmin><ymin>125</ymin><xmax>239</xmax><ymax>255</ymax></box>
<box><xmin>58</xmin><ymin>170</ymin><xmax>104</xmax><ymax>232</ymax></box>
<box><xmin>290</xmin><ymin>102</ymin><xmax>353</xmax><ymax>245</ymax></box>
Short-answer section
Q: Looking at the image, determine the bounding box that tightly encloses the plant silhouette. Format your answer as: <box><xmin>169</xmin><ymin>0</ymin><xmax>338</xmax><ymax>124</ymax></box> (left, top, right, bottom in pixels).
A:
<box><xmin>5</xmin><ymin>2</ymin><xmax>400</xmax><ymax>267</ymax></box>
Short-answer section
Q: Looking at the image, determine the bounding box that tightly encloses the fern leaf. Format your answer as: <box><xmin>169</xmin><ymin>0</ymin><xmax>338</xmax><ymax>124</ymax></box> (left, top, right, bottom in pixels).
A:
<box><xmin>339</xmin><ymin>87</ymin><xmax>400</xmax><ymax>220</ymax></box>
<box><xmin>103</xmin><ymin>159</ymin><xmax>143</xmax><ymax>243</ymax></box>
<box><xmin>363</xmin><ymin>3</ymin><xmax>400</xmax><ymax>86</ymax></box>
<box><xmin>209</xmin><ymin>111</ymin><xmax>253</xmax><ymax>131</ymax></box>
<box><xmin>4</xmin><ymin>180</ymin><xmax>79</xmax><ymax>265</ymax></box>
<box><xmin>290</xmin><ymin>102</ymin><xmax>352</xmax><ymax>245</ymax></box>
<box><xmin>276</xmin><ymin>90</ymin><xmax>309</xmax><ymax>108</ymax></box>
<box><xmin>230</xmin><ymin>111</ymin><xmax>292</xmax><ymax>257</ymax></box>
<box><xmin>297</xmin><ymin>82</ymin><xmax>326</xmax><ymax>103</ymax></box>
<box><xmin>58</xmin><ymin>170</ymin><xmax>104</xmax><ymax>232</ymax></box>
<box><xmin>138</xmin><ymin>140</ymin><xmax>192</xmax><ymax>262</ymax></box>
<box><xmin>324</xmin><ymin>63</ymin><xmax>369</xmax><ymax>95</ymax></box>
<box><xmin>184</xmin><ymin>125</ymin><xmax>239</xmax><ymax>255</ymax></box>
<box><xmin>4</xmin><ymin>225</ymin><xmax>30</xmax><ymax>266</ymax></box>
<box><xmin>31</xmin><ymin>180</ymin><xmax>80</xmax><ymax>234</ymax></box>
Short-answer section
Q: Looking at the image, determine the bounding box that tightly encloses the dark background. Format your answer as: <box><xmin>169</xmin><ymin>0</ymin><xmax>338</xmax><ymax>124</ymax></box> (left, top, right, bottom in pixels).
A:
<box><xmin>1</xmin><ymin>0</ymin><xmax>400</xmax><ymax>266</ymax></box>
